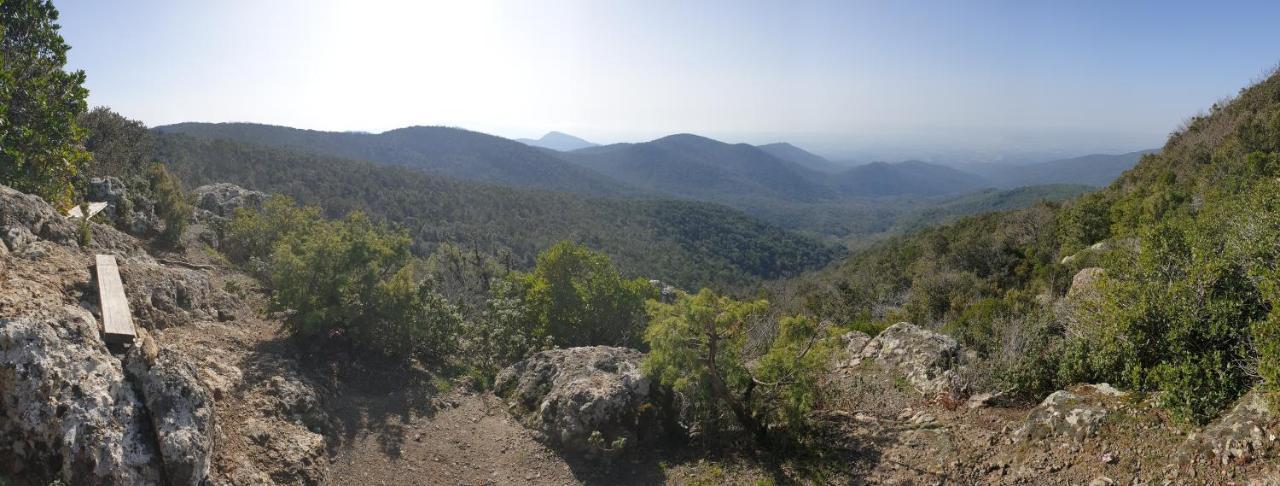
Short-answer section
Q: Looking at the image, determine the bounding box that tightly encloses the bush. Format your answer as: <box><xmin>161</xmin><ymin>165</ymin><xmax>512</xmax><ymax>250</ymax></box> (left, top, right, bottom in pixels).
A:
<box><xmin>147</xmin><ymin>164</ymin><xmax>191</xmax><ymax>246</ymax></box>
<box><xmin>514</xmin><ymin>241</ymin><xmax>656</xmax><ymax>349</ymax></box>
<box><xmin>224</xmin><ymin>198</ymin><xmax>462</xmax><ymax>363</ymax></box>
<box><xmin>643</xmin><ymin>289</ymin><xmax>829</xmax><ymax>443</ymax></box>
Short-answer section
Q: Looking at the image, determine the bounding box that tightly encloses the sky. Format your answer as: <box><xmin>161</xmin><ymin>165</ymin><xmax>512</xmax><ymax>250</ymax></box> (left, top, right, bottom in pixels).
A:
<box><xmin>57</xmin><ymin>0</ymin><xmax>1280</xmax><ymax>163</ymax></box>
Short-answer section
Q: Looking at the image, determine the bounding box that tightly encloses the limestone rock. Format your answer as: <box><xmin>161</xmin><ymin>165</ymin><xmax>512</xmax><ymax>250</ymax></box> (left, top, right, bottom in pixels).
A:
<box><xmin>860</xmin><ymin>322</ymin><xmax>968</xmax><ymax>395</ymax></box>
<box><xmin>0</xmin><ymin>308</ymin><xmax>163</xmax><ymax>484</ymax></box>
<box><xmin>1013</xmin><ymin>385</ymin><xmax>1119</xmax><ymax>443</ymax></box>
<box><xmin>243</xmin><ymin>418</ymin><xmax>328</xmax><ymax>485</ymax></box>
<box><xmin>1181</xmin><ymin>389</ymin><xmax>1276</xmax><ymax>465</ymax></box>
<box><xmin>87</xmin><ymin>176</ymin><xmax>164</xmax><ymax>237</ymax></box>
<box><xmin>494</xmin><ymin>346</ymin><xmax>671</xmax><ymax>458</ymax></box>
<box><xmin>126</xmin><ymin>348</ymin><xmax>217</xmax><ymax>486</ymax></box>
<box><xmin>0</xmin><ymin>184</ymin><xmax>79</xmax><ymax>251</ymax></box>
<box><xmin>193</xmin><ymin>183</ymin><xmax>266</xmax><ymax>219</ymax></box>
<box><xmin>837</xmin><ymin>330</ymin><xmax>871</xmax><ymax>368</ymax></box>
<box><xmin>1067</xmin><ymin>267</ymin><xmax>1106</xmax><ymax>300</ymax></box>
<box><xmin>120</xmin><ymin>263</ymin><xmax>230</xmax><ymax>329</ymax></box>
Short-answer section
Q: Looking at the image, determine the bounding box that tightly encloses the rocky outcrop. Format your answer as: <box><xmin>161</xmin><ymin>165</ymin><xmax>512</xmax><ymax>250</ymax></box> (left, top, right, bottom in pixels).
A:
<box><xmin>1181</xmin><ymin>390</ymin><xmax>1277</xmax><ymax>465</ymax></box>
<box><xmin>0</xmin><ymin>308</ymin><xmax>163</xmax><ymax>484</ymax></box>
<box><xmin>0</xmin><ymin>183</ymin><xmax>80</xmax><ymax>253</ymax></box>
<box><xmin>1013</xmin><ymin>384</ymin><xmax>1124</xmax><ymax>443</ymax></box>
<box><xmin>860</xmin><ymin>322</ymin><xmax>969</xmax><ymax>395</ymax></box>
<box><xmin>87</xmin><ymin>176</ymin><xmax>163</xmax><ymax>236</ymax></box>
<box><xmin>126</xmin><ymin>347</ymin><xmax>217</xmax><ymax>486</ymax></box>
<box><xmin>121</xmin><ymin>263</ymin><xmax>233</xmax><ymax>329</ymax></box>
<box><xmin>494</xmin><ymin>346</ymin><xmax>671</xmax><ymax>458</ymax></box>
<box><xmin>836</xmin><ymin>330</ymin><xmax>872</xmax><ymax>368</ymax></box>
<box><xmin>194</xmin><ymin>183</ymin><xmax>266</xmax><ymax>220</ymax></box>
<box><xmin>1066</xmin><ymin>267</ymin><xmax>1106</xmax><ymax>300</ymax></box>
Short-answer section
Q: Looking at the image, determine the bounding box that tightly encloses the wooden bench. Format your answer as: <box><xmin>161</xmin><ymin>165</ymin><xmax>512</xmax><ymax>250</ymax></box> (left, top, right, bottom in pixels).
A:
<box><xmin>95</xmin><ymin>254</ymin><xmax>136</xmax><ymax>344</ymax></box>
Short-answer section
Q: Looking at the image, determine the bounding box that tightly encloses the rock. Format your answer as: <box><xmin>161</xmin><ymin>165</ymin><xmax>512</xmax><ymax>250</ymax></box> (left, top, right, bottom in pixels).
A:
<box><xmin>1014</xmin><ymin>387</ymin><xmax>1113</xmax><ymax>443</ymax></box>
<box><xmin>126</xmin><ymin>348</ymin><xmax>217</xmax><ymax>486</ymax></box>
<box><xmin>837</xmin><ymin>330</ymin><xmax>871</xmax><ymax>368</ymax></box>
<box><xmin>1089</xmin><ymin>477</ymin><xmax>1115</xmax><ymax>486</ymax></box>
<box><xmin>87</xmin><ymin>176</ymin><xmax>164</xmax><ymax>237</ymax></box>
<box><xmin>193</xmin><ymin>183</ymin><xmax>266</xmax><ymax>219</ymax></box>
<box><xmin>1067</xmin><ymin>267</ymin><xmax>1106</xmax><ymax>300</ymax></box>
<box><xmin>0</xmin><ymin>308</ymin><xmax>163</xmax><ymax>484</ymax></box>
<box><xmin>647</xmin><ymin>279</ymin><xmax>680</xmax><ymax>304</ymax></box>
<box><xmin>860</xmin><ymin>322</ymin><xmax>969</xmax><ymax>395</ymax></box>
<box><xmin>1180</xmin><ymin>389</ymin><xmax>1276</xmax><ymax>465</ymax></box>
<box><xmin>0</xmin><ymin>184</ymin><xmax>80</xmax><ymax>250</ymax></box>
<box><xmin>120</xmin><ymin>263</ymin><xmax>230</xmax><ymax>329</ymax></box>
<box><xmin>494</xmin><ymin>346</ymin><xmax>672</xmax><ymax>458</ymax></box>
<box><xmin>264</xmin><ymin>374</ymin><xmax>329</xmax><ymax>432</ymax></box>
<box><xmin>243</xmin><ymin>418</ymin><xmax>327</xmax><ymax>485</ymax></box>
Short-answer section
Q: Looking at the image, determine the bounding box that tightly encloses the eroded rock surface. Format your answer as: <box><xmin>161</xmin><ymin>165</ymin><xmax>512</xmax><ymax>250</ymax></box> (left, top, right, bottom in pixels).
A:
<box><xmin>494</xmin><ymin>346</ymin><xmax>670</xmax><ymax>458</ymax></box>
<box><xmin>860</xmin><ymin>322</ymin><xmax>968</xmax><ymax>395</ymax></box>
<box><xmin>126</xmin><ymin>347</ymin><xmax>217</xmax><ymax>486</ymax></box>
<box><xmin>1014</xmin><ymin>384</ymin><xmax>1122</xmax><ymax>443</ymax></box>
<box><xmin>0</xmin><ymin>308</ymin><xmax>163</xmax><ymax>485</ymax></box>
<box><xmin>1182</xmin><ymin>390</ymin><xmax>1277</xmax><ymax>465</ymax></box>
<box><xmin>194</xmin><ymin>183</ymin><xmax>266</xmax><ymax>220</ymax></box>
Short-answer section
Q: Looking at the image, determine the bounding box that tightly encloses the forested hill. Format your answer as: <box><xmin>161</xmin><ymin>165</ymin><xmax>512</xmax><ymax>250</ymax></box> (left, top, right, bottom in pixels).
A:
<box><xmin>831</xmin><ymin>160</ymin><xmax>989</xmax><ymax>196</ymax></box>
<box><xmin>154</xmin><ymin>122</ymin><xmax>631</xmax><ymax>197</ymax></box>
<box><xmin>560</xmin><ymin>133</ymin><xmax>836</xmax><ymax>203</ymax></box>
<box><xmin>789</xmin><ymin>70</ymin><xmax>1280</xmax><ymax>423</ymax></box>
<box><xmin>968</xmin><ymin>150</ymin><xmax>1155</xmax><ymax>188</ymax></box>
<box><xmin>155</xmin><ymin>132</ymin><xmax>838</xmax><ymax>289</ymax></box>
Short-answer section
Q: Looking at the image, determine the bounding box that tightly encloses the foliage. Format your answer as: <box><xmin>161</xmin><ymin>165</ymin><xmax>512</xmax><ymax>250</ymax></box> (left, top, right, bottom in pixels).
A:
<box><xmin>80</xmin><ymin>107</ymin><xmax>155</xmax><ymax>180</ymax></box>
<box><xmin>643</xmin><ymin>289</ymin><xmax>829</xmax><ymax>442</ymax></box>
<box><xmin>225</xmin><ymin>197</ymin><xmax>461</xmax><ymax>363</ymax></box>
<box><xmin>146</xmin><ymin>164</ymin><xmax>191</xmax><ymax>246</ymax></box>
<box><xmin>788</xmin><ymin>69</ymin><xmax>1280</xmax><ymax>421</ymax></box>
<box><xmin>514</xmin><ymin>241</ymin><xmax>656</xmax><ymax>349</ymax></box>
<box><xmin>0</xmin><ymin>0</ymin><xmax>90</xmax><ymax>208</ymax></box>
<box><xmin>157</xmin><ymin>133</ymin><xmax>837</xmax><ymax>290</ymax></box>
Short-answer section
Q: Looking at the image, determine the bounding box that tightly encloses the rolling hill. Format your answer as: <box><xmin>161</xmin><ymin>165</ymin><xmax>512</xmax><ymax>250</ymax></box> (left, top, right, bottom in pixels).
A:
<box><xmin>155</xmin><ymin>132</ymin><xmax>837</xmax><ymax>289</ymax></box>
<box><xmin>967</xmin><ymin>150</ymin><xmax>1155</xmax><ymax>188</ymax></box>
<box><xmin>154</xmin><ymin>123</ymin><xmax>630</xmax><ymax>197</ymax></box>
<box><xmin>756</xmin><ymin>142</ymin><xmax>848</xmax><ymax>173</ymax></box>
<box><xmin>516</xmin><ymin>131</ymin><xmax>598</xmax><ymax>151</ymax></box>
<box><xmin>831</xmin><ymin>160</ymin><xmax>990</xmax><ymax>197</ymax></box>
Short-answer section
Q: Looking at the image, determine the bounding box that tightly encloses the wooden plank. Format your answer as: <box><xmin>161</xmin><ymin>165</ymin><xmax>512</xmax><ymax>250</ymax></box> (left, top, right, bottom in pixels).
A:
<box><xmin>95</xmin><ymin>254</ymin><xmax>136</xmax><ymax>344</ymax></box>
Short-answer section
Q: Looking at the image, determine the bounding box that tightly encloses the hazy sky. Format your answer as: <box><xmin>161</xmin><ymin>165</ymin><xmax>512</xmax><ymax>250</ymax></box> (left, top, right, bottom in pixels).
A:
<box><xmin>58</xmin><ymin>0</ymin><xmax>1280</xmax><ymax>162</ymax></box>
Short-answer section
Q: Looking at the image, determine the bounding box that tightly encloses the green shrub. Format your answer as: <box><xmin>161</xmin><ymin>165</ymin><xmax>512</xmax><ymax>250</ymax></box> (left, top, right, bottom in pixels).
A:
<box><xmin>643</xmin><ymin>289</ymin><xmax>829</xmax><ymax>443</ymax></box>
<box><xmin>147</xmin><ymin>164</ymin><xmax>191</xmax><ymax>246</ymax></box>
<box><xmin>514</xmin><ymin>241</ymin><xmax>656</xmax><ymax>349</ymax></box>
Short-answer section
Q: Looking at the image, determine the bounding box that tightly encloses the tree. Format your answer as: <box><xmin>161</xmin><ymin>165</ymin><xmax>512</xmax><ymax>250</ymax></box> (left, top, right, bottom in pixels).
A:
<box><xmin>147</xmin><ymin>164</ymin><xmax>191</xmax><ymax>246</ymax></box>
<box><xmin>0</xmin><ymin>0</ymin><xmax>91</xmax><ymax>208</ymax></box>
<box><xmin>517</xmin><ymin>241</ymin><xmax>655</xmax><ymax>348</ymax></box>
<box><xmin>643</xmin><ymin>289</ymin><xmax>829</xmax><ymax>443</ymax></box>
<box><xmin>80</xmin><ymin>107</ymin><xmax>155</xmax><ymax>179</ymax></box>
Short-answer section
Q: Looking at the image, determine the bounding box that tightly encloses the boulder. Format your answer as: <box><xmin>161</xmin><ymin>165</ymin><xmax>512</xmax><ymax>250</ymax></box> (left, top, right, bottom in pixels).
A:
<box><xmin>243</xmin><ymin>418</ymin><xmax>328</xmax><ymax>485</ymax></box>
<box><xmin>0</xmin><ymin>184</ymin><xmax>79</xmax><ymax>251</ymax></box>
<box><xmin>193</xmin><ymin>183</ymin><xmax>266</xmax><ymax>219</ymax></box>
<box><xmin>126</xmin><ymin>348</ymin><xmax>217</xmax><ymax>486</ymax></box>
<box><xmin>120</xmin><ymin>263</ymin><xmax>229</xmax><ymax>329</ymax></box>
<box><xmin>87</xmin><ymin>176</ymin><xmax>163</xmax><ymax>237</ymax></box>
<box><xmin>1181</xmin><ymin>389</ymin><xmax>1277</xmax><ymax>465</ymax></box>
<box><xmin>0</xmin><ymin>307</ymin><xmax>163</xmax><ymax>484</ymax></box>
<box><xmin>860</xmin><ymin>322</ymin><xmax>968</xmax><ymax>395</ymax></box>
<box><xmin>1013</xmin><ymin>384</ymin><xmax>1121</xmax><ymax>443</ymax></box>
<box><xmin>836</xmin><ymin>330</ymin><xmax>872</xmax><ymax>368</ymax></box>
<box><xmin>494</xmin><ymin>346</ymin><xmax>671</xmax><ymax>458</ymax></box>
<box><xmin>1067</xmin><ymin>267</ymin><xmax>1106</xmax><ymax>300</ymax></box>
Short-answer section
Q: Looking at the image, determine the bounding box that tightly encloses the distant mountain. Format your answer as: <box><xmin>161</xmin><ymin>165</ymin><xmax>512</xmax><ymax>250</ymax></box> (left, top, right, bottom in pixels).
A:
<box><xmin>516</xmin><ymin>131</ymin><xmax>598</xmax><ymax>151</ymax></box>
<box><xmin>832</xmin><ymin>160</ymin><xmax>989</xmax><ymax>197</ymax></box>
<box><xmin>154</xmin><ymin>123</ymin><xmax>628</xmax><ymax>197</ymax></box>
<box><xmin>560</xmin><ymin>133</ymin><xmax>835</xmax><ymax>203</ymax></box>
<box><xmin>970</xmin><ymin>150</ymin><xmax>1155</xmax><ymax>188</ymax></box>
<box><xmin>757</xmin><ymin>143</ymin><xmax>847</xmax><ymax>173</ymax></box>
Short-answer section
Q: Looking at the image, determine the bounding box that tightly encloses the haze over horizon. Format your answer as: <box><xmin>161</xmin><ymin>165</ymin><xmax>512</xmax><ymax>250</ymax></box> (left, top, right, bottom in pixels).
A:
<box><xmin>59</xmin><ymin>0</ymin><xmax>1280</xmax><ymax>163</ymax></box>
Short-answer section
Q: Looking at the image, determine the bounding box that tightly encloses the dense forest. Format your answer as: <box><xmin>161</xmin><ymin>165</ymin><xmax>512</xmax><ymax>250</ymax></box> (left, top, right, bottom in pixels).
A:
<box><xmin>155</xmin><ymin>132</ymin><xmax>838</xmax><ymax>290</ymax></box>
